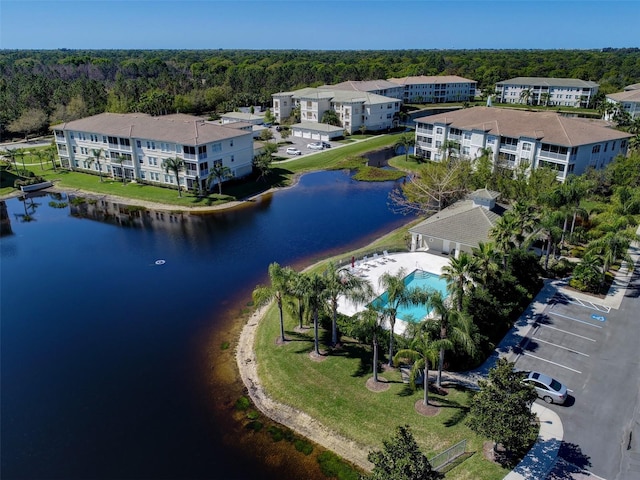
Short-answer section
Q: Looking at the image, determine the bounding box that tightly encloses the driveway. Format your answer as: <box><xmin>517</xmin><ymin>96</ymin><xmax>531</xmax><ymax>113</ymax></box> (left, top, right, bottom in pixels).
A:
<box><xmin>511</xmin><ymin>246</ymin><xmax>640</xmax><ymax>479</ymax></box>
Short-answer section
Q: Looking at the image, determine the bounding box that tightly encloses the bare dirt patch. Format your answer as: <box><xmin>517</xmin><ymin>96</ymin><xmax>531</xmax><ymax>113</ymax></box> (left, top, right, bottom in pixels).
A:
<box><xmin>309</xmin><ymin>350</ymin><xmax>329</xmax><ymax>362</ymax></box>
<box><xmin>366</xmin><ymin>376</ymin><xmax>390</xmax><ymax>392</ymax></box>
<box><xmin>414</xmin><ymin>399</ymin><xmax>441</xmax><ymax>417</ymax></box>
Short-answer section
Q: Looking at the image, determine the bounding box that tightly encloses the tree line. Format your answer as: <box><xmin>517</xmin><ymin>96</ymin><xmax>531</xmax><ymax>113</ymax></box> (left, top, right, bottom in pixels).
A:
<box><xmin>2</xmin><ymin>48</ymin><xmax>639</xmax><ymax>140</ymax></box>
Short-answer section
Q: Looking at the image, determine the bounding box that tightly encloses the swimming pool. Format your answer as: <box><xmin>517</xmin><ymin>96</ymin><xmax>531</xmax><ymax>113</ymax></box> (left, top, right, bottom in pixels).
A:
<box><xmin>372</xmin><ymin>270</ymin><xmax>448</xmax><ymax>323</ymax></box>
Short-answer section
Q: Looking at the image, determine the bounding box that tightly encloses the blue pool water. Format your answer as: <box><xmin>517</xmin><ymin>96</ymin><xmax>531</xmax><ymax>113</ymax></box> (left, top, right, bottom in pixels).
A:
<box><xmin>374</xmin><ymin>270</ymin><xmax>448</xmax><ymax>323</ymax></box>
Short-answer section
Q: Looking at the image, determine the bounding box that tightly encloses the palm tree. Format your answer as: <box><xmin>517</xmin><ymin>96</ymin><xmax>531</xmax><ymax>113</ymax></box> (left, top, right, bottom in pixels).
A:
<box><xmin>490</xmin><ymin>214</ymin><xmax>518</xmax><ymax>269</ymax></box>
<box><xmin>586</xmin><ymin>230</ymin><xmax>636</xmax><ymax>287</ymax></box>
<box><xmin>394</xmin><ymin>134</ymin><xmax>415</xmax><ymax>162</ymax></box>
<box><xmin>207</xmin><ymin>161</ymin><xmax>232</xmax><ymax>195</ymax></box>
<box><xmin>394</xmin><ymin>321</ymin><xmax>447</xmax><ymax>405</ymax></box>
<box><xmin>519</xmin><ymin>88</ymin><xmax>533</xmax><ymax>105</ymax></box>
<box><xmin>286</xmin><ymin>270</ymin><xmax>311</xmax><ymax>330</ymax></box>
<box><xmin>322</xmin><ymin>262</ymin><xmax>373</xmax><ymax>347</ymax></box>
<box><xmin>34</xmin><ymin>149</ymin><xmax>47</xmax><ymax>170</ymax></box>
<box><xmin>113</xmin><ymin>154</ymin><xmax>128</xmax><ymax>184</ymax></box>
<box><xmin>540</xmin><ymin>92</ymin><xmax>550</xmax><ymax>107</ymax></box>
<box><xmin>429</xmin><ymin>291</ymin><xmax>477</xmax><ymax>388</ymax></box>
<box><xmin>3</xmin><ymin>148</ymin><xmax>19</xmax><ymax>171</ymax></box>
<box><xmin>306</xmin><ymin>273</ymin><xmax>328</xmax><ymax>356</ymax></box>
<box><xmin>90</xmin><ymin>148</ymin><xmax>104</xmax><ymax>182</ymax></box>
<box><xmin>537</xmin><ymin>210</ymin><xmax>564</xmax><ymax>271</ymax></box>
<box><xmin>377</xmin><ymin>268</ymin><xmax>431</xmax><ymax>367</ymax></box>
<box><xmin>252</xmin><ymin>262</ymin><xmax>294</xmax><ymax>343</ymax></box>
<box><xmin>46</xmin><ymin>144</ymin><xmax>58</xmax><ymax>171</ymax></box>
<box><xmin>356</xmin><ymin>306</ymin><xmax>386</xmax><ymax>383</ymax></box>
<box><xmin>440</xmin><ymin>252</ymin><xmax>478</xmax><ymax>312</ymax></box>
<box><xmin>162</xmin><ymin>157</ymin><xmax>185</xmax><ymax>197</ymax></box>
<box><xmin>470</xmin><ymin>242</ymin><xmax>500</xmax><ymax>284</ymax></box>
<box><xmin>439</xmin><ymin>140</ymin><xmax>460</xmax><ymax>161</ymax></box>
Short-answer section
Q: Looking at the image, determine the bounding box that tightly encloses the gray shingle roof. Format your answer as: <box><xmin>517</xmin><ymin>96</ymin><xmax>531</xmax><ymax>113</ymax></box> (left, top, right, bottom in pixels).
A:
<box><xmin>53</xmin><ymin>113</ymin><xmax>250</xmax><ymax>146</ymax></box>
<box><xmin>414</xmin><ymin>106</ymin><xmax>631</xmax><ymax>146</ymax></box>
<box><xmin>409</xmin><ymin>199</ymin><xmax>505</xmax><ymax>248</ymax></box>
<box><xmin>330</xmin><ymin>79</ymin><xmax>401</xmax><ymax>92</ymax></box>
<box><xmin>607</xmin><ymin>90</ymin><xmax>640</xmax><ymax>102</ymax></box>
<box><xmin>496</xmin><ymin>77</ymin><xmax>599</xmax><ymax>88</ymax></box>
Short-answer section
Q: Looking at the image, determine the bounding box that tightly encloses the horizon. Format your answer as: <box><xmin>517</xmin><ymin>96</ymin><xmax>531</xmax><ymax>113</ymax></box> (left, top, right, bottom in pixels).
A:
<box><xmin>1</xmin><ymin>1</ymin><xmax>638</xmax><ymax>51</ymax></box>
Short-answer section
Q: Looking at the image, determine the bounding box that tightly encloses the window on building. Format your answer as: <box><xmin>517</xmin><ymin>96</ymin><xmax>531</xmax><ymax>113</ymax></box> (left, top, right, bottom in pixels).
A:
<box><xmin>199</xmin><ymin>161</ymin><xmax>208</xmax><ymax>171</ymax></box>
<box><xmin>592</xmin><ymin>145</ymin><xmax>601</xmax><ymax>153</ymax></box>
<box><xmin>136</xmin><ymin>140</ymin><xmax>141</xmax><ymax>148</ymax></box>
<box><xmin>464</xmin><ymin>132</ymin><xmax>471</xmax><ymax>140</ymax></box>
<box><xmin>435</xmin><ymin>140</ymin><xmax>442</xmax><ymax>148</ymax></box>
<box><xmin>138</xmin><ymin>155</ymin><xmax>144</xmax><ymax>164</ymax></box>
<box><xmin>522</xmin><ymin>142</ymin><xmax>532</xmax><ymax>151</ymax></box>
<box><xmin>183</xmin><ymin>145</ymin><xmax>196</xmax><ymax>155</ymax></box>
<box><xmin>119</xmin><ymin>138</ymin><xmax>130</xmax><ymax>147</ymax></box>
<box><xmin>604</xmin><ymin>142</ymin><xmax>608</xmax><ymax>152</ymax></box>
<box><xmin>436</xmin><ymin>127</ymin><xmax>443</xmax><ymax>135</ymax></box>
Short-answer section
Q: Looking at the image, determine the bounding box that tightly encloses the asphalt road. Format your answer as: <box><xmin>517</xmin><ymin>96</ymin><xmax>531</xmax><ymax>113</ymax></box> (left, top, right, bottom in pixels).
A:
<box><xmin>514</xmin><ymin>266</ymin><xmax>640</xmax><ymax>479</ymax></box>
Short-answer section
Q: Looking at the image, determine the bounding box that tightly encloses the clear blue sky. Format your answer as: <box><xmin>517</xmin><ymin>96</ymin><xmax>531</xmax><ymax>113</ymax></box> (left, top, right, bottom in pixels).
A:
<box><xmin>1</xmin><ymin>0</ymin><xmax>638</xmax><ymax>50</ymax></box>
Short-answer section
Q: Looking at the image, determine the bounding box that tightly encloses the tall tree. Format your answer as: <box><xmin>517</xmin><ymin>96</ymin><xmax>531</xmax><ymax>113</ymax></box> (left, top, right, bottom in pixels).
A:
<box><xmin>470</xmin><ymin>242</ymin><xmax>500</xmax><ymax>284</ymax></box>
<box><xmin>322</xmin><ymin>262</ymin><xmax>372</xmax><ymax>347</ymax></box>
<box><xmin>90</xmin><ymin>148</ymin><xmax>105</xmax><ymax>182</ymax></box>
<box><xmin>377</xmin><ymin>268</ymin><xmax>430</xmax><ymax>367</ymax></box>
<box><xmin>367</xmin><ymin>425</ymin><xmax>444</xmax><ymax>480</ymax></box>
<box><xmin>206</xmin><ymin>161</ymin><xmax>232</xmax><ymax>195</ymax></box>
<box><xmin>394</xmin><ymin>134</ymin><xmax>415</xmax><ymax>162</ymax></box>
<box><xmin>356</xmin><ymin>306</ymin><xmax>386</xmax><ymax>383</ymax></box>
<box><xmin>306</xmin><ymin>273</ymin><xmax>328</xmax><ymax>356</ymax></box>
<box><xmin>467</xmin><ymin>358</ymin><xmax>538</xmax><ymax>456</ymax></box>
<box><xmin>394</xmin><ymin>321</ymin><xmax>446</xmax><ymax>406</ymax></box>
<box><xmin>428</xmin><ymin>291</ymin><xmax>477</xmax><ymax>388</ymax></box>
<box><xmin>162</xmin><ymin>157</ymin><xmax>185</xmax><ymax>196</ymax></box>
<box><xmin>440</xmin><ymin>252</ymin><xmax>478</xmax><ymax>312</ymax></box>
<box><xmin>252</xmin><ymin>262</ymin><xmax>294</xmax><ymax>344</ymax></box>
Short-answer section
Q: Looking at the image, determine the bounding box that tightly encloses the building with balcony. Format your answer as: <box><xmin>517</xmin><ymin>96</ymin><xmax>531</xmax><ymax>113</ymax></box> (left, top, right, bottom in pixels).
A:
<box><xmin>271</xmin><ymin>87</ymin><xmax>401</xmax><ymax>136</ymax></box>
<box><xmin>52</xmin><ymin>113</ymin><xmax>254</xmax><ymax>192</ymax></box>
<box><xmin>495</xmin><ymin>77</ymin><xmax>599</xmax><ymax>108</ymax></box>
<box><xmin>413</xmin><ymin>106</ymin><xmax>631</xmax><ymax>181</ymax></box>
<box><xmin>605</xmin><ymin>88</ymin><xmax>640</xmax><ymax>120</ymax></box>
<box><xmin>386</xmin><ymin>75</ymin><xmax>477</xmax><ymax>103</ymax></box>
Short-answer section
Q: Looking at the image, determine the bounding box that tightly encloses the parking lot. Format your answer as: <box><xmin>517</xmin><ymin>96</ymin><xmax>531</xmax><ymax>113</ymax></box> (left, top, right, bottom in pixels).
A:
<box><xmin>513</xmin><ymin>290</ymin><xmax>612</xmax><ymax>408</ymax></box>
<box><xmin>270</xmin><ymin>128</ymin><xmax>334</xmax><ymax>157</ymax></box>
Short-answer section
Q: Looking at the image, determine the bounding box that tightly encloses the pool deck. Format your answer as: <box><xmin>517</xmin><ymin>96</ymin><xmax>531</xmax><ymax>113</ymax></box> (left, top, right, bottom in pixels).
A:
<box><xmin>337</xmin><ymin>251</ymin><xmax>451</xmax><ymax>334</ymax></box>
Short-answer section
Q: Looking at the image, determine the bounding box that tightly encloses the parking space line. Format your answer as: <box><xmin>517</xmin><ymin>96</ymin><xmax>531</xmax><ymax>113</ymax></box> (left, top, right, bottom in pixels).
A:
<box><xmin>538</xmin><ymin>324</ymin><xmax>597</xmax><ymax>342</ymax></box>
<box><xmin>521</xmin><ymin>352</ymin><xmax>582</xmax><ymax>373</ymax></box>
<box><xmin>548</xmin><ymin>311</ymin><xmax>603</xmax><ymax>328</ymax></box>
<box><xmin>553</xmin><ymin>293</ymin><xmax>611</xmax><ymax>313</ymax></box>
<box><xmin>532</xmin><ymin>337</ymin><xmax>590</xmax><ymax>357</ymax></box>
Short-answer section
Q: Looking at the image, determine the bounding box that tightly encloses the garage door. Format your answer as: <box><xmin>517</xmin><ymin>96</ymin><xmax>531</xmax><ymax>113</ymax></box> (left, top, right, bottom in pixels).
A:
<box><xmin>293</xmin><ymin>130</ymin><xmax>302</xmax><ymax>137</ymax></box>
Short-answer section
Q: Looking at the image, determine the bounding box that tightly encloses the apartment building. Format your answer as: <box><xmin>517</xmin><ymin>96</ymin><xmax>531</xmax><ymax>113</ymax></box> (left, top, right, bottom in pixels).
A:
<box><xmin>328</xmin><ymin>79</ymin><xmax>405</xmax><ymax>100</ymax></box>
<box><xmin>495</xmin><ymin>77</ymin><xmax>599</xmax><ymax>108</ymax></box>
<box><xmin>414</xmin><ymin>106</ymin><xmax>630</xmax><ymax>181</ymax></box>
<box><xmin>52</xmin><ymin>113</ymin><xmax>254</xmax><ymax>192</ymax></box>
<box><xmin>387</xmin><ymin>75</ymin><xmax>477</xmax><ymax>103</ymax></box>
<box><xmin>272</xmin><ymin>87</ymin><xmax>401</xmax><ymax>135</ymax></box>
<box><xmin>605</xmin><ymin>88</ymin><xmax>640</xmax><ymax>120</ymax></box>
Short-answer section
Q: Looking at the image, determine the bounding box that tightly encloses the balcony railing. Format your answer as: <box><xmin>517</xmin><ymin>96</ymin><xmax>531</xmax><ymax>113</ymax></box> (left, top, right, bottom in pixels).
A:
<box><xmin>499</xmin><ymin>143</ymin><xmax>517</xmax><ymax>152</ymax></box>
<box><xmin>539</xmin><ymin>150</ymin><xmax>568</xmax><ymax>161</ymax></box>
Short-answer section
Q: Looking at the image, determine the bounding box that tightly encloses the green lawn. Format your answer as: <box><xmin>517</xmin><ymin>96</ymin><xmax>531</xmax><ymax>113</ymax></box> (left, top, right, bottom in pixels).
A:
<box><xmin>252</xmin><ymin>225</ymin><xmax>511</xmax><ymax>479</ymax></box>
<box><xmin>1</xmin><ymin>133</ymin><xmax>407</xmax><ymax>206</ymax></box>
<box><xmin>255</xmin><ymin>303</ymin><xmax>509</xmax><ymax>480</ymax></box>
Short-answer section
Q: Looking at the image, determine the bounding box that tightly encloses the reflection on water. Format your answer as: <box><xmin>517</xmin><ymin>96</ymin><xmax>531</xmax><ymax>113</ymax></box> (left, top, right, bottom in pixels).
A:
<box><xmin>0</xmin><ymin>170</ymin><xmax>414</xmax><ymax>479</ymax></box>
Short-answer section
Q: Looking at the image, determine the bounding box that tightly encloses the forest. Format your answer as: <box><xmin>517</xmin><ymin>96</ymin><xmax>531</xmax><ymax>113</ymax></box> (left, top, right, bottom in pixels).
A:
<box><xmin>1</xmin><ymin>48</ymin><xmax>639</xmax><ymax>141</ymax></box>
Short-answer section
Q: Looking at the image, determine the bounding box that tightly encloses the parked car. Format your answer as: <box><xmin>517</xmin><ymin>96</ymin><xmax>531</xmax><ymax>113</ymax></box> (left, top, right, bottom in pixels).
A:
<box><xmin>286</xmin><ymin>147</ymin><xmax>302</xmax><ymax>155</ymax></box>
<box><xmin>321</xmin><ymin>141</ymin><xmax>331</xmax><ymax>148</ymax></box>
<box><xmin>522</xmin><ymin>371</ymin><xmax>568</xmax><ymax>404</ymax></box>
<box><xmin>307</xmin><ymin>142</ymin><xmax>323</xmax><ymax>150</ymax></box>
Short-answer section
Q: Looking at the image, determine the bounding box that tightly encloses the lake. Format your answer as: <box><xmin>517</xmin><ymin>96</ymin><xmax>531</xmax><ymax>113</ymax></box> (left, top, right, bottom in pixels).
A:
<box><xmin>0</xmin><ymin>170</ymin><xmax>415</xmax><ymax>479</ymax></box>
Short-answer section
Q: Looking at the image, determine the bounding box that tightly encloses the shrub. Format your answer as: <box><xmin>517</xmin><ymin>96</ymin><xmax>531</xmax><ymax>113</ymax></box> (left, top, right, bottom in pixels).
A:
<box><xmin>293</xmin><ymin>438</ymin><xmax>313</xmax><ymax>455</ymax></box>
<box><xmin>234</xmin><ymin>396</ymin><xmax>251</xmax><ymax>411</ymax></box>
<box><xmin>317</xmin><ymin>451</ymin><xmax>360</xmax><ymax>480</ymax></box>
